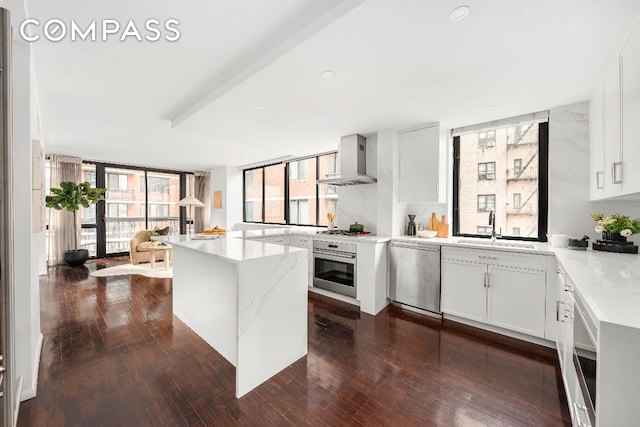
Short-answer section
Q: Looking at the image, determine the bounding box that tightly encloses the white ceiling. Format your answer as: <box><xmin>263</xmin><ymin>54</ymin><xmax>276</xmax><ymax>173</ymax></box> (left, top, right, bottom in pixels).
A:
<box><xmin>22</xmin><ymin>0</ymin><xmax>640</xmax><ymax>171</ymax></box>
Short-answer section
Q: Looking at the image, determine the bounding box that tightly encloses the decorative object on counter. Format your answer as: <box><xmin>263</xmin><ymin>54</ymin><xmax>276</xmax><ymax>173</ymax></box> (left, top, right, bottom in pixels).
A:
<box><xmin>202</xmin><ymin>226</ymin><xmax>226</xmax><ymax>234</ymax></box>
<box><xmin>349</xmin><ymin>221</ymin><xmax>364</xmax><ymax>233</ymax></box>
<box><xmin>327</xmin><ymin>213</ymin><xmax>335</xmax><ymax>230</ymax></box>
<box><xmin>407</xmin><ymin>214</ymin><xmax>417</xmax><ymax>236</ymax></box>
<box><xmin>427</xmin><ymin>212</ymin><xmax>449</xmax><ymax>238</ymax></box>
<box><xmin>567</xmin><ymin>235</ymin><xmax>589</xmax><ymax>251</ymax></box>
<box><xmin>549</xmin><ymin>234</ymin><xmax>573</xmax><ymax>248</ymax></box>
<box><xmin>416</xmin><ymin>229</ymin><xmax>438</xmax><ymax>238</ymax></box>
<box><xmin>590</xmin><ymin>212</ymin><xmax>639</xmax><ymax>254</ymax></box>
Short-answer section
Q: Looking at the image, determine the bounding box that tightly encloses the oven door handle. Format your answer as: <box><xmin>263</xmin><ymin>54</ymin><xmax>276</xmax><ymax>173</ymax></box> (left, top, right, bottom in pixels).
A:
<box><xmin>313</xmin><ymin>250</ymin><xmax>356</xmax><ymax>262</ymax></box>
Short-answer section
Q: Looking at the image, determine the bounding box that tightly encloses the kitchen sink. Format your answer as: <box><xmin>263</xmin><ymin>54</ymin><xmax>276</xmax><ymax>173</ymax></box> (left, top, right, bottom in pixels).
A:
<box><xmin>457</xmin><ymin>239</ymin><xmax>536</xmax><ymax>249</ymax></box>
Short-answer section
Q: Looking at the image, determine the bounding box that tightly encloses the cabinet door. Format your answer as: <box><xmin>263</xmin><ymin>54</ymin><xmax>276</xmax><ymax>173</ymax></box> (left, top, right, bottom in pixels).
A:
<box><xmin>487</xmin><ymin>265</ymin><xmax>546</xmax><ymax>338</ymax></box>
<box><xmin>621</xmin><ymin>23</ymin><xmax>640</xmax><ymax>195</ymax></box>
<box><xmin>398</xmin><ymin>125</ymin><xmax>440</xmax><ymax>202</ymax></box>
<box><xmin>590</xmin><ymin>82</ymin><xmax>606</xmax><ymax>200</ymax></box>
<box><xmin>603</xmin><ymin>58</ymin><xmax>622</xmax><ymax>197</ymax></box>
<box><xmin>440</xmin><ymin>258</ymin><xmax>486</xmax><ymax>323</ymax></box>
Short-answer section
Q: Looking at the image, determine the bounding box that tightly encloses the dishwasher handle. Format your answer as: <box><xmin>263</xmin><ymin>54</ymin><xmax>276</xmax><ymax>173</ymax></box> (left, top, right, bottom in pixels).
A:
<box><xmin>391</xmin><ymin>243</ymin><xmax>440</xmax><ymax>252</ymax></box>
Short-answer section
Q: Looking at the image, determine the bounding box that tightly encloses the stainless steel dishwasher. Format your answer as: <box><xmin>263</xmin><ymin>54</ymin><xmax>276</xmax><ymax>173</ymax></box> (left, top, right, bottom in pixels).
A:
<box><xmin>389</xmin><ymin>241</ymin><xmax>441</xmax><ymax>313</ymax></box>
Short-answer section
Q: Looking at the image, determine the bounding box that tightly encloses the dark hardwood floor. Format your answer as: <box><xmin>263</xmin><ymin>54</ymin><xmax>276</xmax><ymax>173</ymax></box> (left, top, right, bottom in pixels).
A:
<box><xmin>18</xmin><ymin>257</ymin><xmax>571</xmax><ymax>426</ymax></box>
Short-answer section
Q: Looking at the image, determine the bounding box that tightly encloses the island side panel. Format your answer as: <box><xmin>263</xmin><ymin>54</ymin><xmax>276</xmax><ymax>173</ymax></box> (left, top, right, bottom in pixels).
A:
<box><xmin>172</xmin><ymin>245</ymin><xmax>238</xmax><ymax>366</ymax></box>
<box><xmin>597</xmin><ymin>321</ymin><xmax>640</xmax><ymax>426</ymax></box>
<box><xmin>356</xmin><ymin>242</ymin><xmax>389</xmax><ymax>315</ymax></box>
<box><xmin>235</xmin><ymin>250</ymin><xmax>308</xmax><ymax>398</ymax></box>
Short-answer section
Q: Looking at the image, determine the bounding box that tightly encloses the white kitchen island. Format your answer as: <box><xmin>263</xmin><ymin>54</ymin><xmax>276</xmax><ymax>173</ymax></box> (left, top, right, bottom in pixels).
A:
<box><xmin>162</xmin><ymin>234</ymin><xmax>308</xmax><ymax>398</ymax></box>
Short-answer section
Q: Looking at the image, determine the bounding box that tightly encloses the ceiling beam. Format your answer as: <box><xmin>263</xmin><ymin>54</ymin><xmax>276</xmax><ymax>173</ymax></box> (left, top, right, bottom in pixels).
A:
<box><xmin>170</xmin><ymin>0</ymin><xmax>367</xmax><ymax>128</ymax></box>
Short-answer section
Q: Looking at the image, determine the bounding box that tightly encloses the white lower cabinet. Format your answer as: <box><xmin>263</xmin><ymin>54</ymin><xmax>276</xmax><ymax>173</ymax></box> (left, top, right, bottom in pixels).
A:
<box><xmin>487</xmin><ymin>265</ymin><xmax>546</xmax><ymax>337</ymax></box>
<box><xmin>441</xmin><ymin>247</ymin><xmax>547</xmax><ymax>338</ymax></box>
<box><xmin>440</xmin><ymin>259</ymin><xmax>486</xmax><ymax>323</ymax></box>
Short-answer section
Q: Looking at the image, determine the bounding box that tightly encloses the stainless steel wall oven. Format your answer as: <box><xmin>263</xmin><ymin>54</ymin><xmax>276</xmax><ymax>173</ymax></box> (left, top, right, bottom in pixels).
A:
<box><xmin>313</xmin><ymin>240</ymin><xmax>356</xmax><ymax>298</ymax></box>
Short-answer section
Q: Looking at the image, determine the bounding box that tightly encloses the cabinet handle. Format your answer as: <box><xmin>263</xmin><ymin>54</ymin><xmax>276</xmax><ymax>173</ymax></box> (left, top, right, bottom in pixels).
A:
<box><xmin>596</xmin><ymin>171</ymin><xmax>604</xmax><ymax>189</ymax></box>
<box><xmin>478</xmin><ymin>255</ymin><xmax>497</xmax><ymax>260</ymax></box>
<box><xmin>611</xmin><ymin>161</ymin><xmax>623</xmax><ymax>184</ymax></box>
<box><xmin>484</xmin><ymin>272</ymin><xmax>490</xmax><ymax>288</ymax></box>
<box><xmin>573</xmin><ymin>402</ymin><xmax>591</xmax><ymax>427</ymax></box>
<box><xmin>556</xmin><ymin>301</ymin><xmax>562</xmax><ymax>322</ymax></box>
<box><xmin>563</xmin><ymin>283</ymin><xmax>573</xmax><ymax>292</ymax></box>
<box><xmin>555</xmin><ymin>268</ymin><xmax>562</xmax><ymax>274</ymax></box>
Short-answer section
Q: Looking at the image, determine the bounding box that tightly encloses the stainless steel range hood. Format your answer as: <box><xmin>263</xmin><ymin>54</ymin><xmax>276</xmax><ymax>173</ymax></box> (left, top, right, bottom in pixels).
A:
<box><xmin>317</xmin><ymin>134</ymin><xmax>376</xmax><ymax>186</ymax></box>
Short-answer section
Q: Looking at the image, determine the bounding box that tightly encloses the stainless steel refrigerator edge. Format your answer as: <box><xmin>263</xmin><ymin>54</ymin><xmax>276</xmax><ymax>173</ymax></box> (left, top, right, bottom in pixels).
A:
<box><xmin>389</xmin><ymin>242</ymin><xmax>441</xmax><ymax>314</ymax></box>
<box><xmin>0</xmin><ymin>7</ymin><xmax>17</xmax><ymax>427</ymax></box>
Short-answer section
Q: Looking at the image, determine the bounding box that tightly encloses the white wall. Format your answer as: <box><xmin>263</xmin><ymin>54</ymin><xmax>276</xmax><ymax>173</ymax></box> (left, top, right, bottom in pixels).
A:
<box><xmin>210</xmin><ymin>165</ymin><xmax>243</xmax><ymax>229</ymax></box>
<box><xmin>12</xmin><ymin>37</ymin><xmax>43</xmax><ymax>403</ymax></box>
<box><xmin>548</xmin><ymin>101</ymin><xmax>639</xmax><ymax>244</ymax></box>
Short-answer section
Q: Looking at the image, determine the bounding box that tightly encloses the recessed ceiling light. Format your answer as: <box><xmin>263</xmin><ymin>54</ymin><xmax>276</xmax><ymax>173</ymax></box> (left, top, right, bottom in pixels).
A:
<box><xmin>321</xmin><ymin>70</ymin><xmax>335</xmax><ymax>80</ymax></box>
<box><xmin>254</xmin><ymin>105</ymin><xmax>264</xmax><ymax>111</ymax></box>
<box><xmin>449</xmin><ymin>5</ymin><xmax>470</xmax><ymax>21</ymax></box>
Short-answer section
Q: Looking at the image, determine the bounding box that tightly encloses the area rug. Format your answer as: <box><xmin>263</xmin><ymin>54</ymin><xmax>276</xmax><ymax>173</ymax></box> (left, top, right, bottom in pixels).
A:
<box><xmin>90</xmin><ymin>263</ymin><xmax>173</xmax><ymax>279</ymax></box>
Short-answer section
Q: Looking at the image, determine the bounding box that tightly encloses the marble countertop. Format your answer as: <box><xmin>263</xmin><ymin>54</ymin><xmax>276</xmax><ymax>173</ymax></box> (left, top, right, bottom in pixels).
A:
<box><xmin>391</xmin><ymin>236</ymin><xmax>554</xmax><ymax>255</ymax></box>
<box><xmin>554</xmin><ymin>248</ymin><xmax>640</xmax><ymax>330</ymax></box>
<box><xmin>161</xmin><ymin>234</ymin><xmax>306</xmax><ymax>263</ymax></box>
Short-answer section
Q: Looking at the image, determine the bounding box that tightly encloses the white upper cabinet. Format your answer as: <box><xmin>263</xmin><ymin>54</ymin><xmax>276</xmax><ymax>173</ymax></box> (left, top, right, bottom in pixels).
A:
<box><xmin>603</xmin><ymin>58</ymin><xmax>622</xmax><ymax>198</ymax></box>
<box><xmin>398</xmin><ymin>124</ymin><xmax>441</xmax><ymax>202</ymax></box>
<box><xmin>621</xmin><ymin>23</ymin><xmax>640</xmax><ymax>195</ymax></box>
<box><xmin>590</xmin><ymin>18</ymin><xmax>640</xmax><ymax>200</ymax></box>
<box><xmin>590</xmin><ymin>82</ymin><xmax>606</xmax><ymax>200</ymax></box>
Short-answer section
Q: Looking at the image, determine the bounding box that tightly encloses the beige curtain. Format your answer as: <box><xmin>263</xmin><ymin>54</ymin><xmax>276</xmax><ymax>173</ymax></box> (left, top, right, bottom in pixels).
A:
<box><xmin>47</xmin><ymin>155</ymin><xmax>81</xmax><ymax>265</ymax></box>
<box><xmin>194</xmin><ymin>171</ymin><xmax>210</xmax><ymax>233</ymax></box>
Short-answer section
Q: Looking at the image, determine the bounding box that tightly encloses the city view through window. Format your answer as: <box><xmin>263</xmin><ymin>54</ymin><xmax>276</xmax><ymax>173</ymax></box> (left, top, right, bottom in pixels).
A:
<box><xmin>46</xmin><ymin>161</ymin><xmax>188</xmax><ymax>257</ymax></box>
<box><xmin>244</xmin><ymin>153</ymin><xmax>338</xmax><ymax>226</ymax></box>
<box><xmin>456</xmin><ymin>121</ymin><xmax>543</xmax><ymax>239</ymax></box>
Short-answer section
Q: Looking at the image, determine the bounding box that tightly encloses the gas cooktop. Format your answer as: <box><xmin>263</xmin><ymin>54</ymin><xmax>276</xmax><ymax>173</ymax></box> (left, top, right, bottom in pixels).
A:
<box><xmin>317</xmin><ymin>229</ymin><xmax>372</xmax><ymax>237</ymax></box>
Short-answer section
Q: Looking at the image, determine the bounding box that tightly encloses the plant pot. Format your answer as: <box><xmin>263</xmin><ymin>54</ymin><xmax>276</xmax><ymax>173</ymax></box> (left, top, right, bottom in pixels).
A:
<box><xmin>64</xmin><ymin>249</ymin><xmax>89</xmax><ymax>267</ymax></box>
<box><xmin>602</xmin><ymin>231</ymin><xmax>627</xmax><ymax>243</ymax></box>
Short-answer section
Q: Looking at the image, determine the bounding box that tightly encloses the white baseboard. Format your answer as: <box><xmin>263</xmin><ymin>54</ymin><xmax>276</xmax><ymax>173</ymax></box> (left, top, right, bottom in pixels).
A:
<box><xmin>20</xmin><ymin>332</ymin><xmax>43</xmax><ymax>401</ymax></box>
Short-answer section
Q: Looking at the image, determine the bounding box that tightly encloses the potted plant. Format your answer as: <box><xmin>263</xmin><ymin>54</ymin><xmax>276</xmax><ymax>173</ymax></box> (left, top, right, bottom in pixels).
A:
<box><xmin>46</xmin><ymin>181</ymin><xmax>106</xmax><ymax>266</ymax></box>
<box><xmin>589</xmin><ymin>212</ymin><xmax>640</xmax><ymax>241</ymax></box>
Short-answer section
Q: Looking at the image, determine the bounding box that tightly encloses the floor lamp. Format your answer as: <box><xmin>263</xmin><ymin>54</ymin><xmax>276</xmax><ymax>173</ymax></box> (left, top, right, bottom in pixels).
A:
<box><xmin>178</xmin><ymin>194</ymin><xmax>205</xmax><ymax>236</ymax></box>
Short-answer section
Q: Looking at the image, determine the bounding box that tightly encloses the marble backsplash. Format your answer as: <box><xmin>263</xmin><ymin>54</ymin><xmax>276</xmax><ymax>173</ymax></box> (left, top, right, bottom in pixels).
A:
<box><xmin>549</xmin><ymin>101</ymin><xmax>640</xmax><ymax>244</ymax></box>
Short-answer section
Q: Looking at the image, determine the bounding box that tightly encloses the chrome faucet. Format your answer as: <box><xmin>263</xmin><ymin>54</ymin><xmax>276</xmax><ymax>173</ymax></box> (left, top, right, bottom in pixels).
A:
<box><xmin>488</xmin><ymin>209</ymin><xmax>500</xmax><ymax>241</ymax></box>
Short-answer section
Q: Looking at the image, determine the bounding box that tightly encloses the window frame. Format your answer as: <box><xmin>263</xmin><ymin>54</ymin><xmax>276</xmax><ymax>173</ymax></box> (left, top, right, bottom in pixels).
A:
<box><xmin>452</xmin><ymin>121</ymin><xmax>549</xmax><ymax>242</ymax></box>
<box><xmin>242</xmin><ymin>152</ymin><xmax>337</xmax><ymax>227</ymax></box>
<box><xmin>477</xmin><ymin>194</ymin><xmax>496</xmax><ymax>212</ymax></box>
<box><xmin>478</xmin><ymin>162</ymin><xmax>496</xmax><ymax>180</ymax></box>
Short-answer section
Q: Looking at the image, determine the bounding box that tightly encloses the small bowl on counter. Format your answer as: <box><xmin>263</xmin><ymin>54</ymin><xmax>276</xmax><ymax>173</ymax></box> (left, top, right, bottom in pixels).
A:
<box><xmin>416</xmin><ymin>229</ymin><xmax>438</xmax><ymax>238</ymax></box>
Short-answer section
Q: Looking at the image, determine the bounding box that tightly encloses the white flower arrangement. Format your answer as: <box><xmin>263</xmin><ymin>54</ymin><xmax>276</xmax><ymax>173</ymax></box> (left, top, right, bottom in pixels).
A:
<box><xmin>590</xmin><ymin>212</ymin><xmax>640</xmax><ymax>236</ymax></box>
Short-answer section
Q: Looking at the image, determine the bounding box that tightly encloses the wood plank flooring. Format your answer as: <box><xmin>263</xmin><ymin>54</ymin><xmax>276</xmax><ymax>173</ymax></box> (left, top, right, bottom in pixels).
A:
<box><xmin>18</xmin><ymin>257</ymin><xmax>571</xmax><ymax>426</ymax></box>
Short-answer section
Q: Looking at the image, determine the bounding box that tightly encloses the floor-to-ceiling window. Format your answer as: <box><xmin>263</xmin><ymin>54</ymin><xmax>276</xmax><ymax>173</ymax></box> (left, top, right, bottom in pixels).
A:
<box><xmin>242</xmin><ymin>151</ymin><xmax>338</xmax><ymax>226</ymax></box>
<box><xmin>45</xmin><ymin>160</ymin><xmax>190</xmax><ymax>259</ymax></box>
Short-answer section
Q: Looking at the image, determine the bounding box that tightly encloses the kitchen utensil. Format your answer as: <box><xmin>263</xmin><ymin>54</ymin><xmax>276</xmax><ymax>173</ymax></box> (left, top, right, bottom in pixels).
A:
<box><xmin>407</xmin><ymin>214</ymin><xmax>417</xmax><ymax>236</ymax></box>
<box><xmin>349</xmin><ymin>222</ymin><xmax>364</xmax><ymax>232</ymax></box>
<box><xmin>436</xmin><ymin>215</ymin><xmax>449</xmax><ymax>237</ymax></box>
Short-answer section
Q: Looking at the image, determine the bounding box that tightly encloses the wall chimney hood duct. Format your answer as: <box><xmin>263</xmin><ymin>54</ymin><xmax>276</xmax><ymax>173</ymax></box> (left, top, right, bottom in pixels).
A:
<box><xmin>317</xmin><ymin>134</ymin><xmax>376</xmax><ymax>186</ymax></box>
